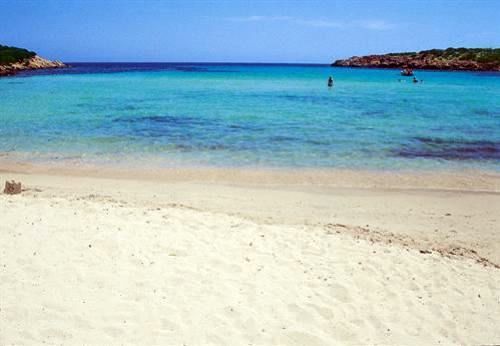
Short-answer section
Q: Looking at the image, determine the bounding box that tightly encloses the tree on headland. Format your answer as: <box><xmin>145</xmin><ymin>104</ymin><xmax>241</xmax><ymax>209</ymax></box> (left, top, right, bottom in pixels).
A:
<box><xmin>0</xmin><ymin>45</ymin><xmax>37</xmax><ymax>65</ymax></box>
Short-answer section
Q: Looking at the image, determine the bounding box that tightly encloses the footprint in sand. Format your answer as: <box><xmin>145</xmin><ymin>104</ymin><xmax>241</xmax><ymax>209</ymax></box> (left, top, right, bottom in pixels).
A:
<box><xmin>328</xmin><ymin>283</ymin><xmax>352</xmax><ymax>304</ymax></box>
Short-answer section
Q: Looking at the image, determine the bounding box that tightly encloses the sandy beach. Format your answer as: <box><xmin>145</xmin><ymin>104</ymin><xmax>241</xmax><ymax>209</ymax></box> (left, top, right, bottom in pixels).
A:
<box><xmin>1</xmin><ymin>165</ymin><xmax>499</xmax><ymax>345</ymax></box>
<box><xmin>2</xmin><ymin>1</ymin><xmax>499</xmax><ymax>345</ymax></box>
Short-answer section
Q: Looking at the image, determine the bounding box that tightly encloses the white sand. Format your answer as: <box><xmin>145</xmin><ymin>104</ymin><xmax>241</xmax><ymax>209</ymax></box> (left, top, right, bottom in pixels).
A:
<box><xmin>1</xmin><ymin>170</ymin><xmax>499</xmax><ymax>345</ymax></box>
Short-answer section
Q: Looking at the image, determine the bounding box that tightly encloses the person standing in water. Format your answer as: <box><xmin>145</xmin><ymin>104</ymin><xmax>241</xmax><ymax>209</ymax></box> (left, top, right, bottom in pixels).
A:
<box><xmin>327</xmin><ymin>76</ymin><xmax>334</xmax><ymax>87</ymax></box>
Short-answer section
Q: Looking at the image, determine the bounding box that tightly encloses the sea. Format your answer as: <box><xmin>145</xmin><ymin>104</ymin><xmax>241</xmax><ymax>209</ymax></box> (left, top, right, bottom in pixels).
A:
<box><xmin>0</xmin><ymin>63</ymin><xmax>499</xmax><ymax>171</ymax></box>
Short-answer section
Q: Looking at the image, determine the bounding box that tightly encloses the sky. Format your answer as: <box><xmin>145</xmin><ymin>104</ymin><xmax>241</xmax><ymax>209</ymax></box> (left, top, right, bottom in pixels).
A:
<box><xmin>0</xmin><ymin>0</ymin><xmax>499</xmax><ymax>63</ymax></box>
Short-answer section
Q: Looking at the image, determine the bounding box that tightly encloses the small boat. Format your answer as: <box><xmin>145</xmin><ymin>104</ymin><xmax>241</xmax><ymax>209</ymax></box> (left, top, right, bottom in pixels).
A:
<box><xmin>400</xmin><ymin>68</ymin><xmax>414</xmax><ymax>76</ymax></box>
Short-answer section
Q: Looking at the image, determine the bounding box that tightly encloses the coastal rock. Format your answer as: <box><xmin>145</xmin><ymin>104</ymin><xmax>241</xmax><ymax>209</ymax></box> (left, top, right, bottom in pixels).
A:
<box><xmin>4</xmin><ymin>180</ymin><xmax>22</xmax><ymax>195</ymax></box>
<box><xmin>0</xmin><ymin>55</ymin><xmax>66</xmax><ymax>77</ymax></box>
<box><xmin>332</xmin><ymin>48</ymin><xmax>500</xmax><ymax>72</ymax></box>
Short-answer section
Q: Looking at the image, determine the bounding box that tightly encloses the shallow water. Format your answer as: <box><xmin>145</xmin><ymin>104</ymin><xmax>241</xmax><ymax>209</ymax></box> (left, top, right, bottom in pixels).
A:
<box><xmin>0</xmin><ymin>63</ymin><xmax>499</xmax><ymax>171</ymax></box>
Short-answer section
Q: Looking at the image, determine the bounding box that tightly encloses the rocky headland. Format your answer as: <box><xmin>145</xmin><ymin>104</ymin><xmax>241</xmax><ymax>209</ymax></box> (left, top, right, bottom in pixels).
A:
<box><xmin>0</xmin><ymin>44</ymin><xmax>66</xmax><ymax>77</ymax></box>
<box><xmin>332</xmin><ymin>48</ymin><xmax>500</xmax><ymax>71</ymax></box>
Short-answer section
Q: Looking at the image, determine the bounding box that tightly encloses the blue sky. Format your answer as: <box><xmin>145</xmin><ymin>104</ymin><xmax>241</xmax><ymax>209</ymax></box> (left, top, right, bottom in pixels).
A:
<box><xmin>0</xmin><ymin>0</ymin><xmax>498</xmax><ymax>63</ymax></box>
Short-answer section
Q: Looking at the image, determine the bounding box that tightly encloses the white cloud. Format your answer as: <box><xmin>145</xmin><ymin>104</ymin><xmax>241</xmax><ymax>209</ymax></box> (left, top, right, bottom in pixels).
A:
<box><xmin>354</xmin><ymin>20</ymin><xmax>395</xmax><ymax>30</ymax></box>
<box><xmin>223</xmin><ymin>16</ymin><xmax>395</xmax><ymax>30</ymax></box>
<box><xmin>294</xmin><ymin>19</ymin><xmax>343</xmax><ymax>28</ymax></box>
<box><xmin>227</xmin><ymin>15</ymin><xmax>292</xmax><ymax>22</ymax></box>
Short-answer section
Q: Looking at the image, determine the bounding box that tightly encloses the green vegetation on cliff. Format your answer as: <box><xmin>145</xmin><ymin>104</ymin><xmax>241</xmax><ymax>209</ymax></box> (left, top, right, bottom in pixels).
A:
<box><xmin>388</xmin><ymin>48</ymin><xmax>500</xmax><ymax>64</ymax></box>
<box><xmin>333</xmin><ymin>47</ymin><xmax>500</xmax><ymax>71</ymax></box>
<box><xmin>0</xmin><ymin>44</ymin><xmax>36</xmax><ymax>65</ymax></box>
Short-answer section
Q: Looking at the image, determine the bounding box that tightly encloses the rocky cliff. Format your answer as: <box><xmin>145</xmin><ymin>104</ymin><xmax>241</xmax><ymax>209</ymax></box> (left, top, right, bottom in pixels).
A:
<box><xmin>332</xmin><ymin>48</ymin><xmax>500</xmax><ymax>72</ymax></box>
<box><xmin>0</xmin><ymin>55</ymin><xmax>65</xmax><ymax>76</ymax></box>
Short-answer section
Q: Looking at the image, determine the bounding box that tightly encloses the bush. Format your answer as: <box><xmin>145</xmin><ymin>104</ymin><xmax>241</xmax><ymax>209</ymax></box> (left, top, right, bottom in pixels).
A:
<box><xmin>417</xmin><ymin>48</ymin><xmax>500</xmax><ymax>64</ymax></box>
<box><xmin>0</xmin><ymin>44</ymin><xmax>37</xmax><ymax>65</ymax></box>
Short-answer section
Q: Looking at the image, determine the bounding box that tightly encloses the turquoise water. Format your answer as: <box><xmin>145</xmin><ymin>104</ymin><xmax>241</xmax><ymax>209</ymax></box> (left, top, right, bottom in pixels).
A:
<box><xmin>0</xmin><ymin>63</ymin><xmax>499</xmax><ymax>171</ymax></box>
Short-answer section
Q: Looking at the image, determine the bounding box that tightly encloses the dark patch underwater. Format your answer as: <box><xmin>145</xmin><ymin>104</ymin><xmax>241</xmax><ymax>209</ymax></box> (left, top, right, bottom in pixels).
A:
<box><xmin>394</xmin><ymin>137</ymin><xmax>500</xmax><ymax>160</ymax></box>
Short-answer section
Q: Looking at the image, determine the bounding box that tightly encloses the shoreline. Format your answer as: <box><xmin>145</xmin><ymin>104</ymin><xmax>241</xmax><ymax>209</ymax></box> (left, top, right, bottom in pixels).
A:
<box><xmin>1</xmin><ymin>158</ymin><xmax>499</xmax><ymax>192</ymax></box>
<box><xmin>331</xmin><ymin>65</ymin><xmax>500</xmax><ymax>72</ymax></box>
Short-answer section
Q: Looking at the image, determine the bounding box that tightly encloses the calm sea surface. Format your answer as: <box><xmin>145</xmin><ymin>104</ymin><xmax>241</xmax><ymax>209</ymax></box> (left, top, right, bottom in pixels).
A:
<box><xmin>0</xmin><ymin>63</ymin><xmax>499</xmax><ymax>171</ymax></box>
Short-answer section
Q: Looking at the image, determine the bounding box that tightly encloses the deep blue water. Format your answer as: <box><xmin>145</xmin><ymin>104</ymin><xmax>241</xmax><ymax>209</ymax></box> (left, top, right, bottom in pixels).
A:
<box><xmin>0</xmin><ymin>63</ymin><xmax>499</xmax><ymax>171</ymax></box>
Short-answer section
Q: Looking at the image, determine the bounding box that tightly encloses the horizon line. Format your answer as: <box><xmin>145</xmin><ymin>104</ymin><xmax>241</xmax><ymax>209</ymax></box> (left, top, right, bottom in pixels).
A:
<box><xmin>60</xmin><ymin>61</ymin><xmax>333</xmax><ymax>65</ymax></box>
